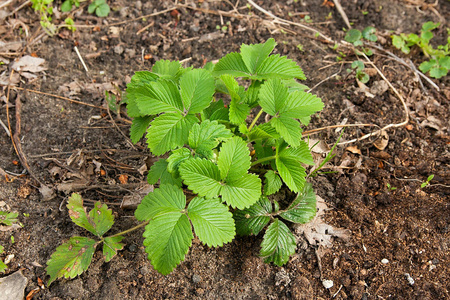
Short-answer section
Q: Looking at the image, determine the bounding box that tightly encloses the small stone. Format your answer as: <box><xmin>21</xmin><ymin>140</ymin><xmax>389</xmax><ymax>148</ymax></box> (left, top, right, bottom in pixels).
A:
<box><xmin>381</xmin><ymin>258</ymin><xmax>389</xmax><ymax>264</ymax></box>
<box><xmin>128</xmin><ymin>244</ymin><xmax>137</xmax><ymax>252</ymax></box>
<box><xmin>192</xmin><ymin>274</ymin><xmax>201</xmax><ymax>283</ymax></box>
<box><xmin>114</xmin><ymin>45</ymin><xmax>124</xmax><ymax>55</ymax></box>
<box><xmin>404</xmin><ymin>273</ymin><xmax>414</xmax><ymax>285</ymax></box>
<box><xmin>322</xmin><ymin>279</ymin><xmax>333</xmax><ymax>289</ymax></box>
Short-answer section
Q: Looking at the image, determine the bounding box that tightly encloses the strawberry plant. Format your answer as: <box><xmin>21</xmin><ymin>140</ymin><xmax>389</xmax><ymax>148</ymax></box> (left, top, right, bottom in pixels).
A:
<box><xmin>46</xmin><ymin>39</ymin><xmax>324</xmax><ymax>284</ymax></box>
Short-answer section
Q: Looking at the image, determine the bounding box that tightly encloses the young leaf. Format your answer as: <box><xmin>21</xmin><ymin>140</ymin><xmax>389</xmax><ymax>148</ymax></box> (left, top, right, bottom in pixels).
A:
<box><xmin>221</xmin><ymin>173</ymin><xmax>262</xmax><ymax>209</ymax></box>
<box><xmin>218</xmin><ymin>136</ymin><xmax>251</xmax><ymax>181</ymax></box>
<box><xmin>167</xmin><ymin>148</ymin><xmax>192</xmax><ymax>177</ymax></box>
<box><xmin>213</xmin><ymin>52</ymin><xmax>251</xmax><ymax>78</ymax></box>
<box><xmin>179</xmin><ymin>158</ymin><xmax>222</xmax><ymax>199</ymax></box>
<box><xmin>147</xmin><ymin>158</ymin><xmax>182</xmax><ymax>187</ymax></box>
<box><xmin>362</xmin><ymin>26</ymin><xmax>377</xmax><ymax>42</ymax></box>
<box><xmin>345</xmin><ymin>29</ymin><xmax>362</xmax><ymax>44</ymax></box>
<box><xmin>264</xmin><ymin>170</ymin><xmax>282</xmax><ymax>196</ymax></box>
<box><xmin>152</xmin><ymin>60</ymin><xmax>182</xmax><ymax>80</ymax></box>
<box><xmin>180</xmin><ymin>69</ymin><xmax>215</xmax><ymax>114</ymax></box>
<box><xmin>187</xmin><ymin>197</ymin><xmax>235</xmax><ymax>247</ymax></box>
<box><xmin>254</xmin><ymin>54</ymin><xmax>306</xmax><ymax>80</ymax></box>
<box><xmin>130</xmin><ymin>116</ymin><xmax>152</xmax><ymax>144</ymax></box>
<box><xmin>143</xmin><ymin>213</ymin><xmax>193</xmax><ymax>275</ymax></box>
<box><xmin>258</xmin><ymin>78</ymin><xmax>289</xmax><ymax>116</ymax></box>
<box><xmin>260</xmin><ymin>219</ymin><xmax>296</xmax><ymax>266</ymax></box>
<box><xmin>188</xmin><ymin>120</ymin><xmax>232</xmax><ymax>159</ymax></box>
<box><xmin>135</xmin><ymin>184</ymin><xmax>186</xmax><ymax>222</ymax></box>
<box><xmin>146</xmin><ymin>112</ymin><xmax>198</xmax><ymax>155</ymax></box>
<box><xmin>0</xmin><ymin>211</ymin><xmax>18</xmax><ymax>226</ymax></box>
<box><xmin>220</xmin><ymin>74</ymin><xmax>250</xmax><ymax>125</ymax></box>
<box><xmin>279</xmin><ymin>183</ymin><xmax>316</xmax><ymax>224</ymax></box>
<box><xmin>270</xmin><ymin>115</ymin><xmax>302</xmax><ymax>147</ymax></box>
<box><xmin>276</xmin><ymin>151</ymin><xmax>307</xmax><ymax>193</ymax></box>
<box><xmin>281</xmin><ymin>91</ymin><xmax>324</xmax><ymax>120</ymax></box>
<box><xmin>103</xmin><ymin>236</ymin><xmax>124</xmax><ymax>263</ymax></box>
<box><xmin>233</xmin><ymin>196</ymin><xmax>272</xmax><ymax>235</ymax></box>
<box><xmin>46</xmin><ymin>236</ymin><xmax>96</xmax><ymax>286</ymax></box>
<box><xmin>66</xmin><ymin>194</ymin><xmax>114</xmax><ymax>236</ymax></box>
<box><xmin>240</xmin><ymin>38</ymin><xmax>277</xmax><ymax>73</ymax></box>
<box><xmin>135</xmin><ymin>80</ymin><xmax>183</xmax><ymax>115</ymax></box>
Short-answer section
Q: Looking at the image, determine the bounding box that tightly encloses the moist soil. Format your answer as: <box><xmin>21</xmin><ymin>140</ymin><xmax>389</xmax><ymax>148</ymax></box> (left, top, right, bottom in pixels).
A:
<box><xmin>0</xmin><ymin>0</ymin><xmax>449</xmax><ymax>299</ymax></box>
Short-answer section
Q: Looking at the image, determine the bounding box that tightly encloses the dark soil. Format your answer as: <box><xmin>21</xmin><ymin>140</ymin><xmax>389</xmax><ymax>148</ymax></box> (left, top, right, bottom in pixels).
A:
<box><xmin>1</xmin><ymin>0</ymin><xmax>449</xmax><ymax>299</ymax></box>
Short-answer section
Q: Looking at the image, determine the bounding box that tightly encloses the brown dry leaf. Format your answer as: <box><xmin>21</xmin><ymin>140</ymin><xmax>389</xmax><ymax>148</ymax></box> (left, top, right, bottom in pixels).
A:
<box><xmin>39</xmin><ymin>184</ymin><xmax>55</xmax><ymax>201</ymax></box>
<box><xmin>0</xmin><ymin>71</ymin><xmax>20</xmax><ymax>86</ymax></box>
<box><xmin>121</xmin><ymin>183</ymin><xmax>154</xmax><ymax>209</ymax></box>
<box><xmin>118</xmin><ymin>174</ymin><xmax>128</xmax><ymax>184</ymax></box>
<box><xmin>12</xmin><ymin>55</ymin><xmax>47</xmax><ymax>73</ymax></box>
<box><xmin>308</xmin><ymin>139</ymin><xmax>330</xmax><ymax>154</ymax></box>
<box><xmin>0</xmin><ymin>41</ymin><xmax>23</xmax><ymax>52</ymax></box>
<box><xmin>345</xmin><ymin>145</ymin><xmax>361</xmax><ymax>155</ymax></box>
<box><xmin>373</xmin><ymin>130</ymin><xmax>389</xmax><ymax>150</ymax></box>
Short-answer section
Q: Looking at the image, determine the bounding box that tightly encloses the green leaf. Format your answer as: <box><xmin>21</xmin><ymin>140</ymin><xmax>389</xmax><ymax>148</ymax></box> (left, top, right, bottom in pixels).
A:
<box><xmin>229</xmin><ymin>99</ymin><xmax>250</xmax><ymax>125</ymax></box>
<box><xmin>419</xmin><ymin>59</ymin><xmax>437</xmax><ymax>73</ymax></box>
<box><xmin>271</xmin><ymin>116</ymin><xmax>302</xmax><ymax>147</ymax></box>
<box><xmin>188</xmin><ymin>197</ymin><xmax>235</xmax><ymax>247</ymax></box>
<box><xmin>152</xmin><ymin>60</ymin><xmax>182</xmax><ymax>80</ymax></box>
<box><xmin>421</xmin><ymin>30</ymin><xmax>434</xmax><ymax>43</ymax></box>
<box><xmin>248</xmin><ymin>123</ymin><xmax>280</xmax><ymax>141</ymax></box>
<box><xmin>66</xmin><ymin>194</ymin><xmax>114</xmax><ymax>236</ymax></box>
<box><xmin>103</xmin><ymin>236</ymin><xmax>124</xmax><ymax>262</ymax></box>
<box><xmin>180</xmin><ymin>69</ymin><xmax>215</xmax><ymax>114</ymax></box>
<box><xmin>260</xmin><ymin>219</ymin><xmax>296</xmax><ymax>266</ymax></box>
<box><xmin>351</xmin><ymin>60</ymin><xmax>365</xmax><ymax>71</ymax></box>
<box><xmin>276</xmin><ymin>149</ymin><xmax>307</xmax><ymax>193</ymax></box>
<box><xmin>61</xmin><ymin>0</ymin><xmax>73</xmax><ymax>12</ymax></box>
<box><xmin>134</xmin><ymin>80</ymin><xmax>183</xmax><ymax>115</ymax></box>
<box><xmin>46</xmin><ymin>236</ymin><xmax>96</xmax><ymax>286</ymax></box>
<box><xmin>0</xmin><ymin>211</ymin><xmax>18</xmax><ymax>226</ymax></box>
<box><xmin>202</xmin><ymin>99</ymin><xmax>229</xmax><ymax>122</ymax></box>
<box><xmin>221</xmin><ymin>173</ymin><xmax>262</xmax><ymax>209</ymax></box>
<box><xmin>281</xmin><ymin>91</ymin><xmax>324</xmax><ymax>120</ymax></box>
<box><xmin>264</xmin><ymin>170</ymin><xmax>282</xmax><ymax>196</ymax></box>
<box><xmin>279</xmin><ymin>183</ymin><xmax>316</xmax><ymax>224</ymax></box>
<box><xmin>218</xmin><ymin>136</ymin><xmax>251</xmax><ymax>181</ymax></box>
<box><xmin>167</xmin><ymin>148</ymin><xmax>192</xmax><ymax>177</ymax></box>
<box><xmin>147</xmin><ymin>159</ymin><xmax>182</xmax><ymax>187</ymax></box>
<box><xmin>213</xmin><ymin>52</ymin><xmax>251</xmax><ymax>78</ymax></box>
<box><xmin>95</xmin><ymin>1</ymin><xmax>109</xmax><ymax>17</ymax></box>
<box><xmin>392</xmin><ymin>35</ymin><xmax>407</xmax><ymax>52</ymax></box>
<box><xmin>234</xmin><ymin>196</ymin><xmax>272</xmax><ymax>236</ymax></box>
<box><xmin>439</xmin><ymin>56</ymin><xmax>450</xmax><ymax>69</ymax></box>
<box><xmin>143</xmin><ymin>213</ymin><xmax>193</xmax><ymax>275</ymax></box>
<box><xmin>127</xmin><ymin>71</ymin><xmax>159</xmax><ymax>89</ymax></box>
<box><xmin>283</xmin><ymin>78</ymin><xmax>309</xmax><ymax>92</ymax></box>
<box><xmin>258</xmin><ymin>78</ymin><xmax>288</xmax><ymax>116</ymax></box>
<box><xmin>345</xmin><ymin>29</ymin><xmax>362</xmax><ymax>44</ymax></box>
<box><xmin>0</xmin><ymin>259</ymin><xmax>6</xmax><ymax>273</ymax></box>
<box><xmin>240</xmin><ymin>38</ymin><xmax>277</xmax><ymax>73</ymax></box>
<box><xmin>130</xmin><ymin>116</ymin><xmax>152</xmax><ymax>144</ymax></box>
<box><xmin>179</xmin><ymin>158</ymin><xmax>222</xmax><ymax>199</ymax></box>
<box><xmin>421</xmin><ymin>21</ymin><xmax>439</xmax><ymax>32</ymax></box>
<box><xmin>429</xmin><ymin>66</ymin><xmax>448</xmax><ymax>79</ymax></box>
<box><xmin>362</xmin><ymin>26</ymin><xmax>377</xmax><ymax>42</ymax></box>
<box><xmin>253</xmin><ymin>140</ymin><xmax>275</xmax><ymax>167</ymax></box>
<box><xmin>254</xmin><ymin>54</ymin><xmax>306</xmax><ymax>80</ymax></box>
<box><xmin>146</xmin><ymin>112</ymin><xmax>198</xmax><ymax>155</ymax></box>
<box><xmin>135</xmin><ymin>184</ymin><xmax>186</xmax><ymax>221</ymax></box>
<box><xmin>280</xmin><ymin>141</ymin><xmax>314</xmax><ymax>165</ymax></box>
<box><xmin>188</xmin><ymin>120</ymin><xmax>232</xmax><ymax>159</ymax></box>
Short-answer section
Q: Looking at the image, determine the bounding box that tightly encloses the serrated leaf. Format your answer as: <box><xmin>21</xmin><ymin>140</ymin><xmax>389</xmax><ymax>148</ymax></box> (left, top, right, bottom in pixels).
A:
<box><xmin>244</xmin><ymin>80</ymin><xmax>261</xmax><ymax>107</ymax></box>
<box><xmin>127</xmin><ymin>71</ymin><xmax>159</xmax><ymax>89</ymax></box>
<box><xmin>221</xmin><ymin>173</ymin><xmax>261</xmax><ymax>209</ymax></box>
<box><xmin>271</xmin><ymin>116</ymin><xmax>302</xmax><ymax>147</ymax></box>
<box><xmin>229</xmin><ymin>99</ymin><xmax>250</xmax><ymax>125</ymax></box>
<box><xmin>254</xmin><ymin>54</ymin><xmax>306</xmax><ymax>80</ymax></box>
<box><xmin>143</xmin><ymin>213</ymin><xmax>193</xmax><ymax>275</ymax></box>
<box><xmin>188</xmin><ymin>197</ymin><xmax>235</xmax><ymax>247</ymax></box>
<box><xmin>180</xmin><ymin>69</ymin><xmax>215</xmax><ymax>114</ymax></box>
<box><xmin>130</xmin><ymin>116</ymin><xmax>152</xmax><ymax>144</ymax></box>
<box><xmin>179</xmin><ymin>158</ymin><xmax>222</xmax><ymax>199</ymax></box>
<box><xmin>282</xmin><ymin>91</ymin><xmax>324</xmax><ymax>119</ymax></box>
<box><xmin>213</xmin><ymin>52</ymin><xmax>251</xmax><ymax>78</ymax></box>
<box><xmin>280</xmin><ymin>141</ymin><xmax>314</xmax><ymax>165</ymax></box>
<box><xmin>233</xmin><ymin>196</ymin><xmax>272</xmax><ymax>235</ymax></box>
<box><xmin>188</xmin><ymin>120</ymin><xmax>232</xmax><ymax>159</ymax></box>
<box><xmin>392</xmin><ymin>35</ymin><xmax>406</xmax><ymax>51</ymax></box>
<box><xmin>258</xmin><ymin>78</ymin><xmax>289</xmax><ymax>116</ymax></box>
<box><xmin>218</xmin><ymin>136</ymin><xmax>251</xmax><ymax>181</ymax></box>
<box><xmin>66</xmin><ymin>194</ymin><xmax>114</xmax><ymax>236</ymax></box>
<box><xmin>146</xmin><ymin>112</ymin><xmax>198</xmax><ymax>155</ymax></box>
<box><xmin>147</xmin><ymin>159</ymin><xmax>182</xmax><ymax>187</ymax></box>
<box><xmin>103</xmin><ymin>236</ymin><xmax>124</xmax><ymax>262</ymax></box>
<box><xmin>125</xmin><ymin>97</ymin><xmax>144</xmax><ymax>118</ymax></box>
<box><xmin>152</xmin><ymin>60</ymin><xmax>182</xmax><ymax>80</ymax></box>
<box><xmin>419</xmin><ymin>59</ymin><xmax>437</xmax><ymax>73</ymax></box>
<box><xmin>254</xmin><ymin>140</ymin><xmax>275</xmax><ymax>167</ymax></box>
<box><xmin>276</xmin><ymin>153</ymin><xmax>306</xmax><ymax>193</ymax></box>
<box><xmin>202</xmin><ymin>99</ymin><xmax>229</xmax><ymax>122</ymax></box>
<box><xmin>46</xmin><ymin>236</ymin><xmax>96</xmax><ymax>286</ymax></box>
<box><xmin>135</xmin><ymin>184</ymin><xmax>186</xmax><ymax>221</ymax></box>
<box><xmin>134</xmin><ymin>80</ymin><xmax>183</xmax><ymax>115</ymax></box>
<box><xmin>167</xmin><ymin>148</ymin><xmax>192</xmax><ymax>177</ymax></box>
<box><xmin>279</xmin><ymin>183</ymin><xmax>316</xmax><ymax>224</ymax></box>
<box><xmin>260</xmin><ymin>219</ymin><xmax>296</xmax><ymax>266</ymax></box>
<box><xmin>248</xmin><ymin>123</ymin><xmax>280</xmax><ymax>141</ymax></box>
<box><xmin>264</xmin><ymin>170</ymin><xmax>282</xmax><ymax>196</ymax></box>
<box><xmin>240</xmin><ymin>38</ymin><xmax>277</xmax><ymax>73</ymax></box>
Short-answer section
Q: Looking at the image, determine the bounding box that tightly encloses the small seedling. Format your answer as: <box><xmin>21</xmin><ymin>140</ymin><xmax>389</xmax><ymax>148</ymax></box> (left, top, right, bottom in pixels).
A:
<box><xmin>386</xmin><ymin>183</ymin><xmax>397</xmax><ymax>191</ymax></box>
<box><xmin>88</xmin><ymin>0</ymin><xmax>110</xmax><ymax>17</ymax></box>
<box><xmin>30</xmin><ymin>0</ymin><xmax>57</xmax><ymax>35</ymax></box>
<box><xmin>0</xmin><ymin>211</ymin><xmax>19</xmax><ymax>226</ymax></box>
<box><xmin>61</xmin><ymin>0</ymin><xmax>80</xmax><ymax>12</ymax></box>
<box><xmin>347</xmin><ymin>60</ymin><xmax>370</xmax><ymax>83</ymax></box>
<box><xmin>420</xmin><ymin>174</ymin><xmax>434</xmax><ymax>188</ymax></box>
<box><xmin>392</xmin><ymin>22</ymin><xmax>449</xmax><ymax>78</ymax></box>
<box><xmin>47</xmin><ymin>39</ymin><xmax>324</xmax><ymax>284</ymax></box>
<box><xmin>344</xmin><ymin>26</ymin><xmax>377</xmax><ymax>56</ymax></box>
<box><xmin>0</xmin><ymin>245</ymin><xmax>7</xmax><ymax>273</ymax></box>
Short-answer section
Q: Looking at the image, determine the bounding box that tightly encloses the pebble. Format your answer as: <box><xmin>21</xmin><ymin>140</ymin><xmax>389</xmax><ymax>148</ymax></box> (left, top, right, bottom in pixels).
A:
<box><xmin>322</xmin><ymin>279</ymin><xmax>333</xmax><ymax>289</ymax></box>
<box><xmin>381</xmin><ymin>258</ymin><xmax>389</xmax><ymax>264</ymax></box>
<box><xmin>192</xmin><ymin>274</ymin><xmax>201</xmax><ymax>283</ymax></box>
<box><xmin>404</xmin><ymin>273</ymin><xmax>415</xmax><ymax>285</ymax></box>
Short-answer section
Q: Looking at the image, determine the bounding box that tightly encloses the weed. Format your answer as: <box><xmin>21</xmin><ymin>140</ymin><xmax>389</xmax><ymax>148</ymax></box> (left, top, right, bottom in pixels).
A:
<box><xmin>421</xmin><ymin>174</ymin><xmax>434</xmax><ymax>188</ymax></box>
<box><xmin>386</xmin><ymin>183</ymin><xmax>397</xmax><ymax>191</ymax></box>
<box><xmin>0</xmin><ymin>211</ymin><xmax>18</xmax><ymax>226</ymax></box>
<box><xmin>344</xmin><ymin>26</ymin><xmax>377</xmax><ymax>56</ymax></box>
<box><xmin>88</xmin><ymin>0</ymin><xmax>110</xmax><ymax>17</ymax></box>
<box><xmin>0</xmin><ymin>245</ymin><xmax>6</xmax><ymax>273</ymax></box>
<box><xmin>46</xmin><ymin>39</ymin><xmax>324</xmax><ymax>283</ymax></box>
<box><xmin>347</xmin><ymin>60</ymin><xmax>370</xmax><ymax>83</ymax></box>
<box><xmin>392</xmin><ymin>22</ymin><xmax>449</xmax><ymax>79</ymax></box>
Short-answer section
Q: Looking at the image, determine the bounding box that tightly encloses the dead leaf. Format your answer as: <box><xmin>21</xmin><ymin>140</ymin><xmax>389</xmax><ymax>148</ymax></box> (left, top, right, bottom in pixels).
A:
<box><xmin>373</xmin><ymin>130</ymin><xmax>389</xmax><ymax>150</ymax></box>
<box><xmin>345</xmin><ymin>145</ymin><xmax>361</xmax><ymax>155</ymax></box>
<box><xmin>308</xmin><ymin>139</ymin><xmax>330</xmax><ymax>154</ymax></box>
<box><xmin>0</xmin><ymin>41</ymin><xmax>23</xmax><ymax>52</ymax></box>
<box><xmin>118</xmin><ymin>174</ymin><xmax>128</xmax><ymax>184</ymax></box>
<box><xmin>121</xmin><ymin>183</ymin><xmax>154</xmax><ymax>209</ymax></box>
<box><xmin>0</xmin><ymin>71</ymin><xmax>20</xmax><ymax>86</ymax></box>
<box><xmin>12</xmin><ymin>55</ymin><xmax>47</xmax><ymax>73</ymax></box>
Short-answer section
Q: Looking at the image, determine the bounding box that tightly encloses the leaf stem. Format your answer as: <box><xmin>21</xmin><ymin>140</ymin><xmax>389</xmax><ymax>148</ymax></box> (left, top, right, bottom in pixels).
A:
<box><xmin>104</xmin><ymin>221</ymin><xmax>149</xmax><ymax>239</ymax></box>
<box><xmin>250</xmin><ymin>155</ymin><xmax>276</xmax><ymax>167</ymax></box>
<box><xmin>248</xmin><ymin>108</ymin><xmax>264</xmax><ymax>132</ymax></box>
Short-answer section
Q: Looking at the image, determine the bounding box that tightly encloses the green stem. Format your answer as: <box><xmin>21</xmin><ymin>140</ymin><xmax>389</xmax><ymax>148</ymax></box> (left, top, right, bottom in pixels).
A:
<box><xmin>103</xmin><ymin>221</ymin><xmax>149</xmax><ymax>240</ymax></box>
<box><xmin>250</xmin><ymin>155</ymin><xmax>276</xmax><ymax>167</ymax></box>
<box><xmin>247</xmin><ymin>108</ymin><xmax>264</xmax><ymax>132</ymax></box>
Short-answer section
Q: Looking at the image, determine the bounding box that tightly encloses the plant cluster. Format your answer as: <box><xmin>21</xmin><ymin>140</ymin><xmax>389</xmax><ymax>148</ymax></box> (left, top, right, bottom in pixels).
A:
<box><xmin>392</xmin><ymin>22</ymin><xmax>450</xmax><ymax>79</ymax></box>
<box><xmin>0</xmin><ymin>211</ymin><xmax>19</xmax><ymax>273</ymax></box>
<box><xmin>46</xmin><ymin>39</ymin><xmax>324</xmax><ymax>284</ymax></box>
<box><xmin>344</xmin><ymin>26</ymin><xmax>377</xmax><ymax>56</ymax></box>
